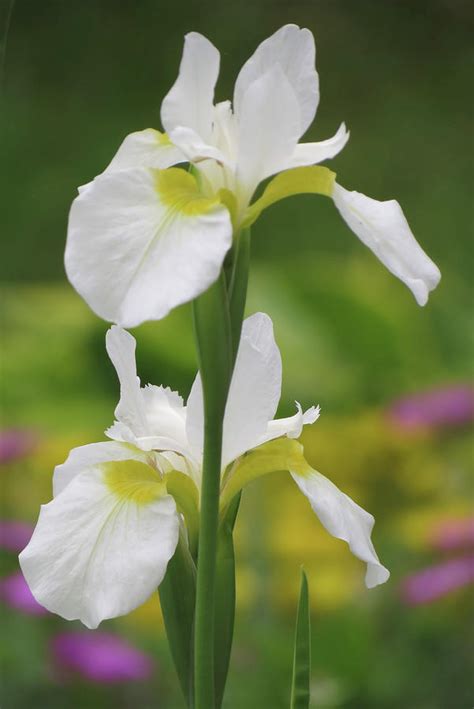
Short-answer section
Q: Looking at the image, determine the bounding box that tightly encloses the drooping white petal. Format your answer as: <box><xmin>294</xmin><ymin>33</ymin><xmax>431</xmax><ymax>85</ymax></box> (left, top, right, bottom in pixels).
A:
<box><xmin>20</xmin><ymin>460</ymin><xmax>180</xmax><ymax>628</ymax></box>
<box><xmin>186</xmin><ymin>312</ymin><xmax>283</xmax><ymax>469</ymax></box>
<box><xmin>235</xmin><ymin>64</ymin><xmax>301</xmax><ymax>203</ymax></box>
<box><xmin>103</xmin><ymin>129</ymin><xmax>186</xmax><ymax>173</ymax></box>
<box><xmin>333</xmin><ymin>183</ymin><xmax>441</xmax><ymax>305</ymax></box>
<box><xmin>161</xmin><ymin>32</ymin><xmax>220</xmax><ymax>145</ymax></box>
<box><xmin>281</xmin><ymin>123</ymin><xmax>349</xmax><ymax>170</ymax></box>
<box><xmin>234</xmin><ymin>24</ymin><xmax>319</xmax><ymax>136</ymax></box>
<box><xmin>291</xmin><ymin>469</ymin><xmax>390</xmax><ymax>588</ymax></box>
<box><xmin>106</xmin><ymin>326</ymin><xmax>148</xmax><ymax>437</ymax></box>
<box><xmin>66</xmin><ymin>167</ymin><xmax>233</xmax><ymax>327</ymax></box>
<box><xmin>53</xmin><ymin>441</ymin><xmax>151</xmax><ymax>497</ymax></box>
<box><xmin>262</xmin><ymin>403</ymin><xmax>320</xmax><ymax>444</ymax></box>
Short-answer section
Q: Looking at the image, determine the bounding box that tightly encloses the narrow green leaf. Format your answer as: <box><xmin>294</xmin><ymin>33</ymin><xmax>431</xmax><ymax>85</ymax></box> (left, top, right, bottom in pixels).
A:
<box><xmin>159</xmin><ymin>524</ymin><xmax>197</xmax><ymax>707</ymax></box>
<box><xmin>290</xmin><ymin>568</ymin><xmax>311</xmax><ymax>709</ymax></box>
<box><xmin>214</xmin><ymin>493</ymin><xmax>241</xmax><ymax>709</ymax></box>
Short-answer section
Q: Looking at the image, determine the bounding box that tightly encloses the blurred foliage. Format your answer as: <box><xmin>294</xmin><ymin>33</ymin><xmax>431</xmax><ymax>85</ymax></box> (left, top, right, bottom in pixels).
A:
<box><xmin>1</xmin><ymin>0</ymin><xmax>473</xmax><ymax>707</ymax></box>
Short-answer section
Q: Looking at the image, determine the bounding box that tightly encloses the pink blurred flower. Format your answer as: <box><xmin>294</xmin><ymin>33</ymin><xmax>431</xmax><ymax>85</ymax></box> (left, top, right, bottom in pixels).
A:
<box><xmin>387</xmin><ymin>385</ymin><xmax>474</xmax><ymax>430</ymax></box>
<box><xmin>0</xmin><ymin>571</ymin><xmax>48</xmax><ymax>615</ymax></box>
<box><xmin>51</xmin><ymin>631</ymin><xmax>154</xmax><ymax>683</ymax></box>
<box><xmin>0</xmin><ymin>429</ymin><xmax>37</xmax><ymax>463</ymax></box>
<box><xmin>0</xmin><ymin>520</ymin><xmax>33</xmax><ymax>553</ymax></box>
<box><xmin>429</xmin><ymin>518</ymin><xmax>474</xmax><ymax>552</ymax></box>
<box><xmin>401</xmin><ymin>555</ymin><xmax>474</xmax><ymax>605</ymax></box>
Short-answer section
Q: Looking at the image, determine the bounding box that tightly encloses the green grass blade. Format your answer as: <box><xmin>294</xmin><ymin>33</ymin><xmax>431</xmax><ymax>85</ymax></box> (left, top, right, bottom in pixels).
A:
<box><xmin>290</xmin><ymin>568</ymin><xmax>311</xmax><ymax>709</ymax></box>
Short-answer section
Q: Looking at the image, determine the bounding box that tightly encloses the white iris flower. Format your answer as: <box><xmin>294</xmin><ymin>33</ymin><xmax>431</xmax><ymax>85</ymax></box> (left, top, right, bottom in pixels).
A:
<box><xmin>65</xmin><ymin>24</ymin><xmax>440</xmax><ymax>328</ymax></box>
<box><xmin>19</xmin><ymin>313</ymin><xmax>389</xmax><ymax>629</ymax></box>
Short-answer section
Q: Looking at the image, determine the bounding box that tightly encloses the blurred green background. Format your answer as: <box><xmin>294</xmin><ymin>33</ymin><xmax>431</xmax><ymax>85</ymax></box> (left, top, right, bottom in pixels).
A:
<box><xmin>1</xmin><ymin>0</ymin><xmax>473</xmax><ymax>707</ymax></box>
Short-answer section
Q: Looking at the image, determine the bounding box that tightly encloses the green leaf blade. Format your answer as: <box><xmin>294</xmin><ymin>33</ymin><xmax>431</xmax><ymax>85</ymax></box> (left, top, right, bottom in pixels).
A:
<box><xmin>290</xmin><ymin>568</ymin><xmax>311</xmax><ymax>709</ymax></box>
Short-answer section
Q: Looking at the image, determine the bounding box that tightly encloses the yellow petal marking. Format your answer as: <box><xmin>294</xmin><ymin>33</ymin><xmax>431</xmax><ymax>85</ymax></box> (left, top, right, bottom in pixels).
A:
<box><xmin>154</xmin><ymin>168</ymin><xmax>221</xmax><ymax>217</ymax></box>
<box><xmin>103</xmin><ymin>459</ymin><xmax>166</xmax><ymax>505</ymax></box>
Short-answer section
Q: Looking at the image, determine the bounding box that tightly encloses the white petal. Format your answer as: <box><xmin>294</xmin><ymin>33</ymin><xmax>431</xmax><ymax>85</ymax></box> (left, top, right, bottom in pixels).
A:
<box><xmin>139</xmin><ymin>384</ymin><xmax>195</xmax><ymax>459</ymax></box>
<box><xmin>186</xmin><ymin>312</ymin><xmax>283</xmax><ymax>469</ymax></box>
<box><xmin>161</xmin><ymin>32</ymin><xmax>220</xmax><ymax>144</ymax></box>
<box><xmin>20</xmin><ymin>460</ymin><xmax>180</xmax><ymax>628</ymax></box>
<box><xmin>106</xmin><ymin>326</ymin><xmax>148</xmax><ymax>437</ymax></box>
<box><xmin>65</xmin><ymin>167</ymin><xmax>233</xmax><ymax>327</ymax></box>
<box><xmin>104</xmin><ymin>129</ymin><xmax>186</xmax><ymax>173</ymax></box>
<box><xmin>53</xmin><ymin>441</ymin><xmax>150</xmax><ymax>497</ymax></box>
<box><xmin>167</xmin><ymin>126</ymin><xmax>230</xmax><ymax>166</ymax></box>
<box><xmin>235</xmin><ymin>64</ymin><xmax>301</xmax><ymax>203</ymax></box>
<box><xmin>333</xmin><ymin>183</ymin><xmax>441</xmax><ymax>305</ymax></box>
<box><xmin>282</xmin><ymin>123</ymin><xmax>349</xmax><ymax>170</ymax></box>
<box><xmin>262</xmin><ymin>403</ymin><xmax>320</xmax><ymax>444</ymax></box>
<box><xmin>234</xmin><ymin>24</ymin><xmax>319</xmax><ymax>136</ymax></box>
<box><xmin>291</xmin><ymin>469</ymin><xmax>390</xmax><ymax>588</ymax></box>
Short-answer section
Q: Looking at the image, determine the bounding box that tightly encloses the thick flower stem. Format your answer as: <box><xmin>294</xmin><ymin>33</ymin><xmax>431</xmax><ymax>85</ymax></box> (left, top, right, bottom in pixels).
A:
<box><xmin>192</xmin><ymin>272</ymin><xmax>233</xmax><ymax>709</ymax></box>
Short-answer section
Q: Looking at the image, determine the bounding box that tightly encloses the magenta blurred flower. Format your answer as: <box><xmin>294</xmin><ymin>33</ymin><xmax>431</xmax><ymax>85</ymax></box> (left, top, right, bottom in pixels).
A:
<box><xmin>430</xmin><ymin>518</ymin><xmax>474</xmax><ymax>552</ymax></box>
<box><xmin>0</xmin><ymin>428</ymin><xmax>37</xmax><ymax>463</ymax></box>
<box><xmin>401</xmin><ymin>555</ymin><xmax>474</xmax><ymax>605</ymax></box>
<box><xmin>0</xmin><ymin>521</ymin><xmax>33</xmax><ymax>553</ymax></box>
<box><xmin>51</xmin><ymin>631</ymin><xmax>154</xmax><ymax>683</ymax></box>
<box><xmin>387</xmin><ymin>385</ymin><xmax>474</xmax><ymax>430</ymax></box>
<box><xmin>0</xmin><ymin>571</ymin><xmax>48</xmax><ymax>615</ymax></box>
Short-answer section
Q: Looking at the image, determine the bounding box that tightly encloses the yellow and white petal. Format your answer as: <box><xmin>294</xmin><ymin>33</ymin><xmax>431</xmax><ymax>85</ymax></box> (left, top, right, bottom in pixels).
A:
<box><xmin>161</xmin><ymin>32</ymin><xmax>219</xmax><ymax>147</ymax></box>
<box><xmin>282</xmin><ymin>123</ymin><xmax>349</xmax><ymax>170</ymax></box>
<box><xmin>20</xmin><ymin>459</ymin><xmax>180</xmax><ymax>628</ymax></box>
<box><xmin>234</xmin><ymin>24</ymin><xmax>319</xmax><ymax>137</ymax></box>
<box><xmin>235</xmin><ymin>64</ymin><xmax>301</xmax><ymax>204</ymax></box>
<box><xmin>291</xmin><ymin>469</ymin><xmax>390</xmax><ymax>588</ymax></box>
<box><xmin>53</xmin><ymin>440</ymin><xmax>151</xmax><ymax>497</ymax></box>
<box><xmin>66</xmin><ymin>167</ymin><xmax>233</xmax><ymax>327</ymax></box>
<box><xmin>104</xmin><ymin>129</ymin><xmax>186</xmax><ymax>173</ymax></box>
<box><xmin>333</xmin><ymin>183</ymin><xmax>441</xmax><ymax>305</ymax></box>
<box><xmin>186</xmin><ymin>312</ymin><xmax>283</xmax><ymax>469</ymax></box>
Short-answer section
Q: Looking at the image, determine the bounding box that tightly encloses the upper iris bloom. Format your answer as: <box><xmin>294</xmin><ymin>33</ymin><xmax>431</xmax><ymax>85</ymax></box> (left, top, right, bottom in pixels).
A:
<box><xmin>19</xmin><ymin>313</ymin><xmax>388</xmax><ymax>629</ymax></box>
<box><xmin>66</xmin><ymin>24</ymin><xmax>440</xmax><ymax>327</ymax></box>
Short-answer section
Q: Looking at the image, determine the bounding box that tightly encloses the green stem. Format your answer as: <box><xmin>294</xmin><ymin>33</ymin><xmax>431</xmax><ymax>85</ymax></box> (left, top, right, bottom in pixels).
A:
<box><xmin>192</xmin><ymin>273</ymin><xmax>232</xmax><ymax>709</ymax></box>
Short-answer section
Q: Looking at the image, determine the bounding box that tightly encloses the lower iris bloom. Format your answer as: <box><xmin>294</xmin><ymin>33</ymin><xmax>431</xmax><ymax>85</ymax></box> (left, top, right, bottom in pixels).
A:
<box><xmin>20</xmin><ymin>313</ymin><xmax>388</xmax><ymax>629</ymax></box>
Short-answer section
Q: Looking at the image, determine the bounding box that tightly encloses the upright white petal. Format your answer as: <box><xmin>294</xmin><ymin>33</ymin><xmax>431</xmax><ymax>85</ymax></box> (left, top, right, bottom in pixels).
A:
<box><xmin>333</xmin><ymin>183</ymin><xmax>441</xmax><ymax>305</ymax></box>
<box><xmin>66</xmin><ymin>167</ymin><xmax>232</xmax><ymax>327</ymax></box>
<box><xmin>292</xmin><ymin>469</ymin><xmax>390</xmax><ymax>588</ymax></box>
<box><xmin>20</xmin><ymin>460</ymin><xmax>180</xmax><ymax>628</ymax></box>
<box><xmin>282</xmin><ymin>123</ymin><xmax>349</xmax><ymax>170</ymax></box>
<box><xmin>236</xmin><ymin>64</ymin><xmax>301</xmax><ymax>203</ymax></box>
<box><xmin>103</xmin><ymin>129</ymin><xmax>186</xmax><ymax>173</ymax></box>
<box><xmin>106</xmin><ymin>326</ymin><xmax>148</xmax><ymax>436</ymax></box>
<box><xmin>234</xmin><ymin>24</ymin><xmax>319</xmax><ymax>136</ymax></box>
<box><xmin>161</xmin><ymin>32</ymin><xmax>220</xmax><ymax>145</ymax></box>
<box><xmin>186</xmin><ymin>313</ymin><xmax>283</xmax><ymax>468</ymax></box>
